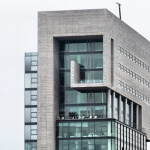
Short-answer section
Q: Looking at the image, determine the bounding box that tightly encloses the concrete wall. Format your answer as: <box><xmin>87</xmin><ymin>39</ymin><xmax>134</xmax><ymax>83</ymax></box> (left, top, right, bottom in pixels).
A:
<box><xmin>104</xmin><ymin>10</ymin><xmax>150</xmax><ymax>139</ymax></box>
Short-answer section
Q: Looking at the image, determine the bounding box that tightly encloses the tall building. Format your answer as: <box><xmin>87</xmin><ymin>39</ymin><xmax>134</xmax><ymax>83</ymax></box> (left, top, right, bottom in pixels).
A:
<box><xmin>24</xmin><ymin>9</ymin><xmax>150</xmax><ymax>150</ymax></box>
<box><xmin>25</xmin><ymin>52</ymin><xmax>38</xmax><ymax>150</ymax></box>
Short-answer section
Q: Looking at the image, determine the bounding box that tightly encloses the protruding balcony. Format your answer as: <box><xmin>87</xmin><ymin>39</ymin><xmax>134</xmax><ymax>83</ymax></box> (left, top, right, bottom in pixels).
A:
<box><xmin>70</xmin><ymin>61</ymin><xmax>105</xmax><ymax>90</ymax></box>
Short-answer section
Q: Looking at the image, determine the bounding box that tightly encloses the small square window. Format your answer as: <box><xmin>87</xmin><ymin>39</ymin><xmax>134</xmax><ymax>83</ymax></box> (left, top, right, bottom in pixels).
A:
<box><xmin>133</xmin><ymin>57</ymin><xmax>136</xmax><ymax>62</ymax></box>
<box><xmin>124</xmin><ymin>67</ymin><xmax>127</xmax><ymax>73</ymax></box>
<box><xmin>31</xmin><ymin>78</ymin><xmax>37</xmax><ymax>83</ymax></box>
<box><xmin>130</xmin><ymin>54</ymin><xmax>133</xmax><ymax>61</ymax></box>
<box><xmin>31</xmin><ymin>61</ymin><xmax>37</xmax><ymax>66</ymax></box>
<box><xmin>124</xmin><ymin>51</ymin><xmax>127</xmax><ymax>56</ymax></box>
<box><xmin>135</xmin><ymin>58</ymin><xmax>138</xmax><ymax>64</ymax></box>
<box><xmin>127</xmin><ymin>52</ymin><xmax>130</xmax><ymax>58</ymax></box>
<box><xmin>124</xmin><ymin>84</ymin><xmax>127</xmax><ymax>90</ymax></box>
<box><xmin>141</xmin><ymin>62</ymin><xmax>144</xmax><ymax>68</ymax></box>
<box><xmin>31</xmin><ymin>112</ymin><xmax>37</xmax><ymax>118</ymax></box>
<box><xmin>133</xmin><ymin>73</ymin><xmax>135</xmax><ymax>79</ymax></box>
<box><xmin>31</xmin><ymin>95</ymin><xmax>37</xmax><ymax>100</ymax></box>
<box><xmin>119</xmin><ymin>47</ymin><xmax>122</xmax><ymax>53</ymax></box>
<box><xmin>141</xmin><ymin>78</ymin><xmax>144</xmax><ymax>84</ymax></box>
<box><xmin>31</xmin><ymin>129</ymin><xmax>37</xmax><ymax>135</ymax></box>
<box><xmin>31</xmin><ymin>66</ymin><xmax>37</xmax><ymax>71</ymax></box>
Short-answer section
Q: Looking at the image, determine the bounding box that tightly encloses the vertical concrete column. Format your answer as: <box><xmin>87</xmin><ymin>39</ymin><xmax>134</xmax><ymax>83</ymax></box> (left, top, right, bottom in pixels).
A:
<box><xmin>70</xmin><ymin>61</ymin><xmax>80</xmax><ymax>85</ymax></box>
<box><xmin>130</xmin><ymin>102</ymin><xmax>133</xmax><ymax>127</ymax></box>
<box><xmin>139</xmin><ymin>107</ymin><xmax>142</xmax><ymax>131</ymax></box>
<box><xmin>136</xmin><ymin>105</ymin><xmax>139</xmax><ymax>130</ymax></box>
<box><xmin>107</xmin><ymin>89</ymin><xmax>111</xmax><ymax>118</ymax></box>
<box><xmin>113</xmin><ymin>91</ymin><xmax>115</xmax><ymax>119</ymax></box>
<box><xmin>119</xmin><ymin>95</ymin><xmax>122</xmax><ymax>121</ymax></box>
<box><xmin>124</xmin><ymin>98</ymin><xmax>127</xmax><ymax>124</ymax></box>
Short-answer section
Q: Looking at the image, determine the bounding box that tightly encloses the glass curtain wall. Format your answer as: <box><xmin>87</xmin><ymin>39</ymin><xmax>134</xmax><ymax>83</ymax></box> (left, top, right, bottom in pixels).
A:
<box><xmin>57</xmin><ymin>120</ymin><xmax>116</xmax><ymax>150</ymax></box>
<box><xmin>59</xmin><ymin>40</ymin><xmax>103</xmax><ymax>84</ymax></box>
<box><xmin>57</xmin><ymin>120</ymin><xmax>147</xmax><ymax>150</ymax></box>
<box><xmin>25</xmin><ymin>53</ymin><xmax>38</xmax><ymax>150</ymax></box>
<box><xmin>59</xmin><ymin>39</ymin><xmax>105</xmax><ymax>119</ymax></box>
<box><xmin>115</xmin><ymin>121</ymin><xmax>146</xmax><ymax>150</ymax></box>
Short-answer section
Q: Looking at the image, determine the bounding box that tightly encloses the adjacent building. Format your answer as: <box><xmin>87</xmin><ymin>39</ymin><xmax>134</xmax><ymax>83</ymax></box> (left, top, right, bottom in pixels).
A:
<box><xmin>25</xmin><ymin>9</ymin><xmax>150</xmax><ymax>150</ymax></box>
<box><xmin>25</xmin><ymin>52</ymin><xmax>38</xmax><ymax>150</ymax></box>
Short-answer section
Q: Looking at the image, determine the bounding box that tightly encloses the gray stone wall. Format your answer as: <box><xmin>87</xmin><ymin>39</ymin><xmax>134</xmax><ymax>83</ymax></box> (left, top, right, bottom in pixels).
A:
<box><xmin>104</xmin><ymin>10</ymin><xmax>150</xmax><ymax>139</ymax></box>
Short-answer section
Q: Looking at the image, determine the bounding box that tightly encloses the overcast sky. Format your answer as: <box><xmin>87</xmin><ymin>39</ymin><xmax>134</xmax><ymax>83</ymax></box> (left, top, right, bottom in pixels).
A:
<box><xmin>0</xmin><ymin>0</ymin><xmax>150</xmax><ymax>149</ymax></box>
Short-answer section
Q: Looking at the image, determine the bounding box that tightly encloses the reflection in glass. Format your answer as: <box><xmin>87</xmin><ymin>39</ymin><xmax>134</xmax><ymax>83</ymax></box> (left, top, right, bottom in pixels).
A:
<box><xmin>25</xmin><ymin>142</ymin><xmax>37</xmax><ymax>150</ymax></box>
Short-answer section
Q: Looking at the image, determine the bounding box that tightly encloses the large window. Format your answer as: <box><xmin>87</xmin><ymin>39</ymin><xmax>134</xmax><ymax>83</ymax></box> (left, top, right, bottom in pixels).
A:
<box><xmin>59</xmin><ymin>39</ymin><xmax>103</xmax><ymax>86</ymax></box>
<box><xmin>59</xmin><ymin>105</ymin><xmax>106</xmax><ymax>119</ymax></box>
<box><xmin>60</xmin><ymin>54</ymin><xmax>103</xmax><ymax>70</ymax></box>
<box><xmin>57</xmin><ymin>120</ymin><xmax>115</xmax><ymax>138</ymax></box>
<box><xmin>57</xmin><ymin>120</ymin><xmax>146</xmax><ymax>150</ymax></box>
<box><xmin>57</xmin><ymin>139</ymin><xmax>115</xmax><ymax>150</ymax></box>
<box><xmin>60</xmin><ymin>40</ymin><xmax>103</xmax><ymax>52</ymax></box>
<box><xmin>59</xmin><ymin>90</ymin><xmax>107</xmax><ymax>104</ymax></box>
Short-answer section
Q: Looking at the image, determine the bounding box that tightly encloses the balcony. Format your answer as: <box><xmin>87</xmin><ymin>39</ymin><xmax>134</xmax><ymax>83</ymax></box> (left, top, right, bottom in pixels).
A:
<box><xmin>70</xmin><ymin>61</ymin><xmax>105</xmax><ymax>90</ymax></box>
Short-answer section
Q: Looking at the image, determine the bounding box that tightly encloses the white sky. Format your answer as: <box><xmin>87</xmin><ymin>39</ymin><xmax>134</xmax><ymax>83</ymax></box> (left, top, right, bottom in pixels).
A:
<box><xmin>0</xmin><ymin>0</ymin><xmax>150</xmax><ymax>149</ymax></box>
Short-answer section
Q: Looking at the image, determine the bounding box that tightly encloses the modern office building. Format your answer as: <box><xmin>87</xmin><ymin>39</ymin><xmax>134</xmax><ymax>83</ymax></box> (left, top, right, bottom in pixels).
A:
<box><xmin>25</xmin><ymin>52</ymin><xmax>38</xmax><ymax>150</ymax></box>
<box><xmin>25</xmin><ymin>9</ymin><xmax>150</xmax><ymax>150</ymax></box>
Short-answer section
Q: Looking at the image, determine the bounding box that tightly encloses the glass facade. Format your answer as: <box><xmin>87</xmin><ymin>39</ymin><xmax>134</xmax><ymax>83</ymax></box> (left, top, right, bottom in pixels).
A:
<box><xmin>59</xmin><ymin>40</ymin><xmax>103</xmax><ymax>84</ymax></box>
<box><xmin>115</xmin><ymin>121</ymin><xmax>146</xmax><ymax>150</ymax></box>
<box><xmin>57</xmin><ymin>120</ymin><xmax>146</xmax><ymax>150</ymax></box>
<box><xmin>59</xmin><ymin>39</ymin><xmax>104</xmax><ymax>119</ymax></box>
<box><xmin>57</xmin><ymin>120</ymin><xmax>115</xmax><ymax>138</ymax></box>
<box><xmin>57</xmin><ymin>39</ymin><xmax>147</xmax><ymax>150</ymax></box>
<box><xmin>25</xmin><ymin>53</ymin><xmax>37</xmax><ymax>150</ymax></box>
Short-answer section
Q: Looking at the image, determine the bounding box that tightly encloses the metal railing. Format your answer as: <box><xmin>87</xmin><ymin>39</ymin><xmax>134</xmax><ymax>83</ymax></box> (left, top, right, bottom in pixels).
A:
<box><xmin>57</xmin><ymin>113</ymin><xmax>145</xmax><ymax>133</ymax></box>
<box><xmin>57</xmin><ymin>114</ymin><xmax>107</xmax><ymax>120</ymax></box>
<box><xmin>80</xmin><ymin>79</ymin><xmax>103</xmax><ymax>83</ymax></box>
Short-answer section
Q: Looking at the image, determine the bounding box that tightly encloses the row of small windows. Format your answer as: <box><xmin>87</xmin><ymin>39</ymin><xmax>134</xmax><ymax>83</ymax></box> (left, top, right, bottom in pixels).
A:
<box><xmin>119</xmin><ymin>46</ymin><xmax>149</xmax><ymax>72</ymax></box>
<box><xmin>119</xmin><ymin>81</ymin><xmax>149</xmax><ymax>103</ymax></box>
<box><xmin>119</xmin><ymin>63</ymin><xmax>149</xmax><ymax>87</ymax></box>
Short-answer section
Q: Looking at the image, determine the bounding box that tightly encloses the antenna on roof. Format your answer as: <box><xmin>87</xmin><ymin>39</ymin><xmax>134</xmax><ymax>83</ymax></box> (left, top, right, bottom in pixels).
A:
<box><xmin>116</xmin><ymin>2</ymin><xmax>122</xmax><ymax>20</ymax></box>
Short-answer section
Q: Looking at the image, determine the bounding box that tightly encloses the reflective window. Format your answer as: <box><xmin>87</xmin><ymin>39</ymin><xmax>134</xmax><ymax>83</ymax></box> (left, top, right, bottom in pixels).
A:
<box><xmin>69</xmin><ymin>140</ymin><xmax>81</xmax><ymax>150</ymax></box>
<box><xmin>25</xmin><ymin>73</ymin><xmax>37</xmax><ymax>88</ymax></box>
<box><xmin>25</xmin><ymin>53</ymin><xmax>37</xmax><ymax>72</ymax></box>
<box><xmin>25</xmin><ymin>142</ymin><xmax>37</xmax><ymax>150</ymax></box>
<box><xmin>25</xmin><ymin>125</ymin><xmax>37</xmax><ymax>140</ymax></box>
<box><xmin>25</xmin><ymin>90</ymin><xmax>37</xmax><ymax>105</ymax></box>
<box><xmin>82</xmin><ymin>140</ymin><xmax>94</xmax><ymax>150</ymax></box>
<box><xmin>61</xmin><ymin>105</ymin><xmax>106</xmax><ymax>119</ymax></box>
<box><xmin>25</xmin><ymin>107</ymin><xmax>37</xmax><ymax>122</ymax></box>
<box><xmin>60</xmin><ymin>54</ymin><xmax>103</xmax><ymax>70</ymax></box>
<box><xmin>60</xmin><ymin>90</ymin><xmax>107</xmax><ymax>104</ymax></box>
<box><xmin>57</xmin><ymin>139</ymin><xmax>115</xmax><ymax>150</ymax></box>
